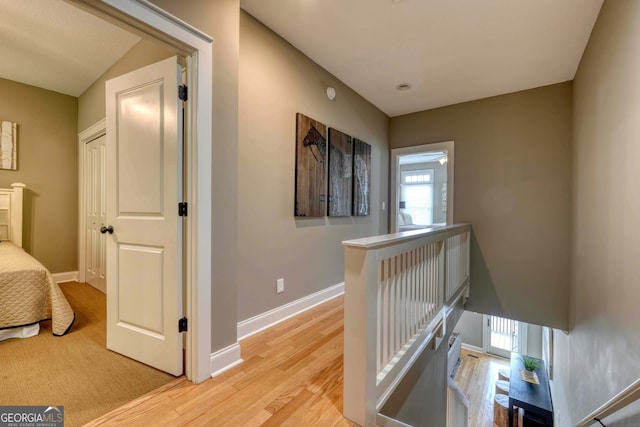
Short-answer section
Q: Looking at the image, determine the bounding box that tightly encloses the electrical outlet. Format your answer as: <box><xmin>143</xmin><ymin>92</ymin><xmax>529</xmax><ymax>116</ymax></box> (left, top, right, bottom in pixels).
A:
<box><xmin>276</xmin><ymin>278</ymin><xmax>284</xmax><ymax>294</ymax></box>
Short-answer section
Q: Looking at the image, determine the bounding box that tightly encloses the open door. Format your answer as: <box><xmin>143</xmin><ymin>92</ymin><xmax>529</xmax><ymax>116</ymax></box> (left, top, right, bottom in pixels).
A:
<box><xmin>105</xmin><ymin>56</ymin><xmax>184</xmax><ymax>376</ymax></box>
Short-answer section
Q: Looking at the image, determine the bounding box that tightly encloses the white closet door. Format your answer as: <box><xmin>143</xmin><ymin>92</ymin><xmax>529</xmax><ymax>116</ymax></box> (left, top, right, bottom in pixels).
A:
<box><xmin>85</xmin><ymin>135</ymin><xmax>106</xmax><ymax>293</ymax></box>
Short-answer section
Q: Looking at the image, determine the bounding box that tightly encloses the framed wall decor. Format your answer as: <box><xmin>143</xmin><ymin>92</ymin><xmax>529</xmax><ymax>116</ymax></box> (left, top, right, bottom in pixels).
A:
<box><xmin>328</xmin><ymin>128</ymin><xmax>353</xmax><ymax>216</ymax></box>
<box><xmin>442</xmin><ymin>182</ymin><xmax>447</xmax><ymax>213</ymax></box>
<box><xmin>542</xmin><ymin>326</ymin><xmax>554</xmax><ymax>380</ymax></box>
<box><xmin>0</xmin><ymin>120</ymin><xmax>18</xmax><ymax>170</ymax></box>
<box><xmin>295</xmin><ymin>113</ymin><xmax>327</xmax><ymax>217</ymax></box>
<box><xmin>353</xmin><ymin>138</ymin><xmax>371</xmax><ymax>216</ymax></box>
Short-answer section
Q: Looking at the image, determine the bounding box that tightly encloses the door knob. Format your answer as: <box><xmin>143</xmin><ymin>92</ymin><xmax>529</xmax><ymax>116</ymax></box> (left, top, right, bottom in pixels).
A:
<box><xmin>100</xmin><ymin>225</ymin><xmax>114</xmax><ymax>234</ymax></box>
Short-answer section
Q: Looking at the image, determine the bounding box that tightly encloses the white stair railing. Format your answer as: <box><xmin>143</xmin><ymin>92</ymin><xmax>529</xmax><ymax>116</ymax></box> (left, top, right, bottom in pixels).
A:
<box><xmin>447</xmin><ymin>377</ymin><xmax>469</xmax><ymax>427</ymax></box>
<box><xmin>342</xmin><ymin>224</ymin><xmax>471</xmax><ymax>426</ymax></box>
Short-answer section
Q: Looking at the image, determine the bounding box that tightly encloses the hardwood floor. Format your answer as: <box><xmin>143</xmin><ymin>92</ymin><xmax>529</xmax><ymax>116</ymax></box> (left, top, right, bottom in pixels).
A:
<box><xmin>84</xmin><ymin>295</ymin><xmax>513</xmax><ymax>427</ymax></box>
<box><xmin>453</xmin><ymin>348</ymin><xmax>511</xmax><ymax>427</ymax></box>
<box><xmin>85</xmin><ymin>295</ymin><xmax>356</xmax><ymax>427</ymax></box>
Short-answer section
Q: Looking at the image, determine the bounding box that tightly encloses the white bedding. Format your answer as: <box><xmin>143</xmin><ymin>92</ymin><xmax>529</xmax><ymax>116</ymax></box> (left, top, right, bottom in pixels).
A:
<box><xmin>0</xmin><ymin>323</ymin><xmax>39</xmax><ymax>341</ymax></box>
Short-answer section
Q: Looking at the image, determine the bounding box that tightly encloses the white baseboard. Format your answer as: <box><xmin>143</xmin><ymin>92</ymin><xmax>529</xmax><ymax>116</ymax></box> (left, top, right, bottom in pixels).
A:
<box><xmin>211</xmin><ymin>283</ymin><xmax>345</xmax><ymax>378</ymax></box>
<box><xmin>461</xmin><ymin>343</ymin><xmax>484</xmax><ymax>353</ymax></box>
<box><xmin>237</xmin><ymin>282</ymin><xmax>345</xmax><ymax>341</ymax></box>
<box><xmin>210</xmin><ymin>343</ymin><xmax>243</xmax><ymax>378</ymax></box>
<box><xmin>52</xmin><ymin>271</ymin><xmax>78</xmax><ymax>284</ymax></box>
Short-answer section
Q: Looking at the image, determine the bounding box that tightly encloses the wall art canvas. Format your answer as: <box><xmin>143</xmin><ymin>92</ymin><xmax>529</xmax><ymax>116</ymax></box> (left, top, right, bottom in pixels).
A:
<box><xmin>328</xmin><ymin>128</ymin><xmax>353</xmax><ymax>216</ymax></box>
<box><xmin>442</xmin><ymin>182</ymin><xmax>448</xmax><ymax>213</ymax></box>
<box><xmin>542</xmin><ymin>326</ymin><xmax>553</xmax><ymax>380</ymax></box>
<box><xmin>0</xmin><ymin>120</ymin><xmax>17</xmax><ymax>170</ymax></box>
<box><xmin>295</xmin><ymin>113</ymin><xmax>327</xmax><ymax>217</ymax></box>
<box><xmin>353</xmin><ymin>138</ymin><xmax>371</xmax><ymax>216</ymax></box>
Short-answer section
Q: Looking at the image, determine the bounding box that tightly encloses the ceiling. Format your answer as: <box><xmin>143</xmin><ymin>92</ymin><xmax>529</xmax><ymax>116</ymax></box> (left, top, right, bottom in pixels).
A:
<box><xmin>399</xmin><ymin>151</ymin><xmax>446</xmax><ymax>165</ymax></box>
<box><xmin>241</xmin><ymin>0</ymin><xmax>604</xmax><ymax>117</ymax></box>
<box><xmin>0</xmin><ymin>1</ymin><xmax>603</xmax><ymax>114</ymax></box>
<box><xmin>0</xmin><ymin>0</ymin><xmax>140</xmax><ymax>97</ymax></box>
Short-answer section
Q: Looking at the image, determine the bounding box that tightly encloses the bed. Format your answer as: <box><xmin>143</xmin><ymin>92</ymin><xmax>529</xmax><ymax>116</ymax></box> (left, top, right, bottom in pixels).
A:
<box><xmin>398</xmin><ymin>211</ymin><xmax>429</xmax><ymax>231</ymax></box>
<box><xmin>0</xmin><ymin>183</ymin><xmax>75</xmax><ymax>340</ymax></box>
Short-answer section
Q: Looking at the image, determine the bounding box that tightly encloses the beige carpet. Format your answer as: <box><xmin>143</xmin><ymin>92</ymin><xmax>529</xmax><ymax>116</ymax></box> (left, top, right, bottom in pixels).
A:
<box><xmin>0</xmin><ymin>282</ymin><xmax>176</xmax><ymax>427</ymax></box>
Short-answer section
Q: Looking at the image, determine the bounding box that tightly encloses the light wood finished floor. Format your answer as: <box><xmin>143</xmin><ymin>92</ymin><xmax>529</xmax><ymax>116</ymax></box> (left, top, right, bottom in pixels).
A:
<box><xmin>453</xmin><ymin>348</ymin><xmax>511</xmax><ymax>427</ymax></box>
<box><xmin>85</xmin><ymin>296</ymin><xmax>513</xmax><ymax>427</ymax></box>
<box><xmin>85</xmin><ymin>295</ymin><xmax>356</xmax><ymax>427</ymax></box>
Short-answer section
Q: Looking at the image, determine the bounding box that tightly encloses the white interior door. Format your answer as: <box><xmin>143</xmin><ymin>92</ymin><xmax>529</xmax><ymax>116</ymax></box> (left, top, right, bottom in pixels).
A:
<box><xmin>85</xmin><ymin>135</ymin><xmax>107</xmax><ymax>293</ymax></box>
<box><xmin>105</xmin><ymin>56</ymin><xmax>184</xmax><ymax>376</ymax></box>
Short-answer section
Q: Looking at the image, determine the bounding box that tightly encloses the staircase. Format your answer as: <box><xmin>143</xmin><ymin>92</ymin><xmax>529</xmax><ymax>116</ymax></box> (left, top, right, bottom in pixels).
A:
<box><xmin>342</xmin><ymin>224</ymin><xmax>471</xmax><ymax>426</ymax></box>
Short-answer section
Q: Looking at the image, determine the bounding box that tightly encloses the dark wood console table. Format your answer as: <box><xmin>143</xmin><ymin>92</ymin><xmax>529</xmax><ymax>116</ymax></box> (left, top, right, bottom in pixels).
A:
<box><xmin>508</xmin><ymin>353</ymin><xmax>554</xmax><ymax>426</ymax></box>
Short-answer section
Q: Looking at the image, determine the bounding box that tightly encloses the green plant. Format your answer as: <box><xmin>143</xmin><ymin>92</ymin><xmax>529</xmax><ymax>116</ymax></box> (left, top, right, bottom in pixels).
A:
<box><xmin>521</xmin><ymin>355</ymin><xmax>540</xmax><ymax>372</ymax></box>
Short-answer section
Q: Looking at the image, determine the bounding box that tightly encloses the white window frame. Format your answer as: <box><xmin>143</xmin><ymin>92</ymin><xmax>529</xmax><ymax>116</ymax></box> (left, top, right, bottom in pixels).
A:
<box><xmin>400</xmin><ymin>169</ymin><xmax>435</xmax><ymax>226</ymax></box>
<box><xmin>390</xmin><ymin>141</ymin><xmax>454</xmax><ymax>233</ymax></box>
<box><xmin>401</xmin><ymin>169</ymin><xmax>434</xmax><ymax>185</ymax></box>
<box><xmin>482</xmin><ymin>314</ymin><xmax>528</xmax><ymax>357</ymax></box>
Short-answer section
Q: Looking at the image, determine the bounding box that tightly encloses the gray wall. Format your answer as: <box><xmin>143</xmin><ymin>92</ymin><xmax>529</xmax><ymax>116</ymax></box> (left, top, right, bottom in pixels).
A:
<box><xmin>381</xmin><ymin>338</ymin><xmax>448</xmax><ymax>427</ymax></box>
<box><xmin>527</xmin><ymin>324</ymin><xmax>543</xmax><ymax>359</ymax></box>
<box><xmin>390</xmin><ymin>82</ymin><xmax>572</xmax><ymax>331</ymax></box>
<box><xmin>552</xmin><ymin>1</ymin><xmax>640</xmax><ymax>424</ymax></box>
<box><xmin>0</xmin><ymin>78</ymin><xmax>77</xmax><ymax>273</ymax></box>
<box><xmin>78</xmin><ymin>39</ymin><xmax>174</xmax><ymax>131</ymax></box>
<box><xmin>380</xmin><ymin>297</ymin><xmax>464</xmax><ymax>426</ymax></box>
<box><xmin>237</xmin><ymin>12</ymin><xmax>389</xmax><ymax>320</ymax></box>
<box><xmin>147</xmin><ymin>0</ymin><xmax>240</xmax><ymax>353</ymax></box>
<box><xmin>601</xmin><ymin>399</ymin><xmax>640</xmax><ymax>426</ymax></box>
<box><xmin>454</xmin><ymin>311</ymin><xmax>484</xmax><ymax>348</ymax></box>
<box><xmin>140</xmin><ymin>3</ymin><xmax>388</xmax><ymax>347</ymax></box>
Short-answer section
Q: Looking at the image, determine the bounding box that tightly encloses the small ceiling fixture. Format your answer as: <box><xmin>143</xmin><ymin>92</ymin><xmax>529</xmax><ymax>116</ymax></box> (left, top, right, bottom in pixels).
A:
<box><xmin>326</xmin><ymin>86</ymin><xmax>336</xmax><ymax>101</ymax></box>
<box><xmin>395</xmin><ymin>83</ymin><xmax>412</xmax><ymax>91</ymax></box>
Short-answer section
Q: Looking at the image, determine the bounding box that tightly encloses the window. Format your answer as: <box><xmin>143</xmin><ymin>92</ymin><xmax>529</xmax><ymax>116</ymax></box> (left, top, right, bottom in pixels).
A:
<box><xmin>400</xmin><ymin>169</ymin><xmax>434</xmax><ymax>226</ymax></box>
<box><xmin>404</xmin><ymin>174</ymin><xmax>431</xmax><ymax>184</ymax></box>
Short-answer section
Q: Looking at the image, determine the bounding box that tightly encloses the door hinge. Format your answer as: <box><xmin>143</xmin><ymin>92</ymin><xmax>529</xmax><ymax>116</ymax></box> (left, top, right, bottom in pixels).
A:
<box><xmin>178</xmin><ymin>202</ymin><xmax>188</xmax><ymax>217</ymax></box>
<box><xmin>179</xmin><ymin>317</ymin><xmax>188</xmax><ymax>333</ymax></box>
<box><xmin>178</xmin><ymin>85</ymin><xmax>188</xmax><ymax>101</ymax></box>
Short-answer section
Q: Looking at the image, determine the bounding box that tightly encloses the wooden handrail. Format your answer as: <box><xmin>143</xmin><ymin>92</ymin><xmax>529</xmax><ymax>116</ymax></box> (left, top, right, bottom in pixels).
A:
<box><xmin>575</xmin><ymin>377</ymin><xmax>640</xmax><ymax>426</ymax></box>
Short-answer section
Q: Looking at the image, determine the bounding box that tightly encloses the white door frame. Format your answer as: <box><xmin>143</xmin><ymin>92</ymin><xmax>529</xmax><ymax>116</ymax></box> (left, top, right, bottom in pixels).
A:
<box><xmin>390</xmin><ymin>141</ymin><xmax>455</xmax><ymax>233</ymax></box>
<box><xmin>482</xmin><ymin>314</ymin><xmax>528</xmax><ymax>358</ymax></box>
<box><xmin>73</xmin><ymin>0</ymin><xmax>213</xmax><ymax>383</ymax></box>
<box><xmin>78</xmin><ymin>118</ymin><xmax>106</xmax><ymax>289</ymax></box>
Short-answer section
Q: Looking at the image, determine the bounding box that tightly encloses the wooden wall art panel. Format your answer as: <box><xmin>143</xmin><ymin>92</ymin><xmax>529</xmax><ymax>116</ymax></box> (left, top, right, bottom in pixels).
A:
<box><xmin>353</xmin><ymin>138</ymin><xmax>371</xmax><ymax>216</ymax></box>
<box><xmin>328</xmin><ymin>128</ymin><xmax>353</xmax><ymax>217</ymax></box>
<box><xmin>0</xmin><ymin>120</ymin><xmax>18</xmax><ymax>170</ymax></box>
<box><xmin>295</xmin><ymin>113</ymin><xmax>327</xmax><ymax>217</ymax></box>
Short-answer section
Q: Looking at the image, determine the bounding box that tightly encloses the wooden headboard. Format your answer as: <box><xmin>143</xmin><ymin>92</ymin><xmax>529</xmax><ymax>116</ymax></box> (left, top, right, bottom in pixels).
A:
<box><xmin>0</xmin><ymin>182</ymin><xmax>25</xmax><ymax>247</ymax></box>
